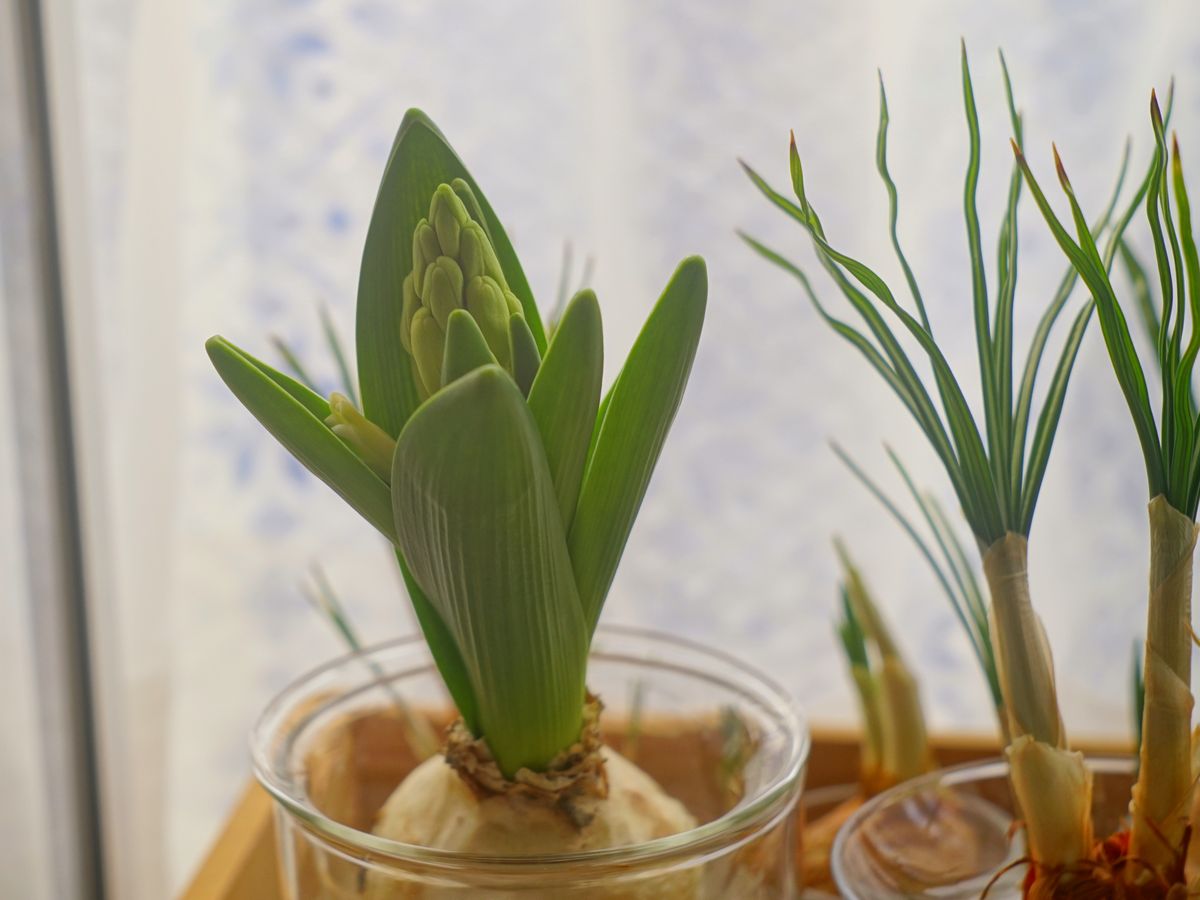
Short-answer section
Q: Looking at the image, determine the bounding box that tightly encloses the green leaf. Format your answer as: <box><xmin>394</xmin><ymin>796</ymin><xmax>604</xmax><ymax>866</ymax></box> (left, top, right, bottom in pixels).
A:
<box><xmin>1009</xmin><ymin>141</ymin><xmax>1129</xmax><ymax>509</ymax></box>
<box><xmin>1122</xmin><ymin>239</ymin><xmax>1162</xmax><ymax>351</ymax></box>
<box><xmin>527</xmin><ymin>289</ymin><xmax>603</xmax><ymax>530</ymax></box>
<box><xmin>205</xmin><ymin>336</ymin><xmax>397</xmax><ymax>542</ymax></box>
<box><xmin>836</xmin><ymin>583</ymin><xmax>870</xmax><ymax>671</ymax></box>
<box><xmin>569</xmin><ymin>257</ymin><xmax>707</xmax><ymax>632</ymax></box>
<box><xmin>1016</xmin><ymin>144</ymin><xmax>1165</xmax><ymax>498</ymax></box>
<box><xmin>509</xmin><ymin>314</ymin><xmax>542</xmax><ymax>397</ymax></box>
<box><xmin>738</xmin><ymin>231</ymin><xmax>965</xmax><ymax>500</ymax></box>
<box><xmin>441</xmin><ymin>308</ymin><xmax>497</xmax><ymax>386</ymax></box>
<box><xmin>833</xmin><ymin>444</ymin><xmax>990</xmax><ymax>682</ymax></box>
<box><xmin>1020</xmin><ymin>302</ymin><xmax>1094</xmax><ymax>528</ymax></box>
<box><xmin>874</xmin><ymin>75</ymin><xmax>927</xmax><ymax>327</ymax></box>
<box><xmin>749</xmin><ymin>150</ymin><xmax>997</xmax><ymax>538</ymax></box>
<box><xmin>391</xmin><ymin>365</ymin><xmax>588</xmax><ymax>776</ymax></box>
<box><xmin>393</xmin><ymin>548</ymin><xmax>481</xmax><ymax>735</ymax></box>
<box><xmin>356</xmin><ymin>109</ymin><xmax>545</xmax><ymax>441</ymax></box>
<box><xmin>319</xmin><ymin>303</ymin><xmax>359</xmax><ymax>405</ymax></box>
<box><xmin>271</xmin><ymin>336</ymin><xmax>321</xmax><ymax>395</ymax></box>
<box><xmin>960</xmin><ymin>47</ymin><xmax>1004</xmax><ymax>518</ymax></box>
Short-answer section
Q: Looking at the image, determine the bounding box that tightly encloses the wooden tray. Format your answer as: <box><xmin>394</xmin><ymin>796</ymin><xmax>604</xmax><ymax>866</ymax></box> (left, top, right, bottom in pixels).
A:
<box><xmin>179</xmin><ymin>726</ymin><xmax>1130</xmax><ymax>900</ymax></box>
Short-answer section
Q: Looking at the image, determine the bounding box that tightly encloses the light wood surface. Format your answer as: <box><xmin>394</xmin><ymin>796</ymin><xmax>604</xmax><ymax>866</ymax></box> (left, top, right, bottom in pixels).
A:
<box><xmin>179</xmin><ymin>780</ymin><xmax>278</xmax><ymax>900</ymax></box>
<box><xmin>178</xmin><ymin>726</ymin><xmax>1133</xmax><ymax>900</ymax></box>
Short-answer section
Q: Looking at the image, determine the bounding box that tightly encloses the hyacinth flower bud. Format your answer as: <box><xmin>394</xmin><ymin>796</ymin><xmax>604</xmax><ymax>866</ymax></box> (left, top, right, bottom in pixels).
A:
<box><xmin>457</xmin><ymin>222</ymin><xmax>488</xmax><ymax>282</ymax></box>
<box><xmin>450</xmin><ymin>178</ymin><xmax>487</xmax><ymax>236</ymax></box>
<box><xmin>411</xmin><ymin>219</ymin><xmax>441</xmax><ymax>298</ymax></box>
<box><xmin>503</xmin><ymin>289</ymin><xmax>523</xmax><ymax>317</ymax></box>
<box><xmin>403</xmin><ymin>183</ymin><xmax>528</xmax><ymax>392</ymax></box>
<box><xmin>423</xmin><ymin>256</ymin><xmax>465</xmax><ymax>329</ymax></box>
<box><xmin>410</xmin><ymin>307</ymin><xmax>446</xmax><ymax>397</ymax></box>
<box><xmin>465</xmin><ymin>275</ymin><xmax>513</xmax><ymax>369</ymax></box>
<box><xmin>458</xmin><ymin>221</ymin><xmax>507</xmax><ymax>287</ymax></box>
<box><xmin>429</xmin><ymin>183</ymin><xmax>470</xmax><ymax>257</ymax></box>
<box><xmin>400</xmin><ymin>272</ymin><xmax>420</xmax><ymax>354</ymax></box>
<box><xmin>325</xmin><ymin>392</ymin><xmax>396</xmax><ymax>483</ymax></box>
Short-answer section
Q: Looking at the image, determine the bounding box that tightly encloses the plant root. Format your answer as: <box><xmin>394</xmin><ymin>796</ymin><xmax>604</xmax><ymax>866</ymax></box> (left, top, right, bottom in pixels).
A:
<box><xmin>983</xmin><ymin>826</ymin><xmax>1193</xmax><ymax>899</ymax></box>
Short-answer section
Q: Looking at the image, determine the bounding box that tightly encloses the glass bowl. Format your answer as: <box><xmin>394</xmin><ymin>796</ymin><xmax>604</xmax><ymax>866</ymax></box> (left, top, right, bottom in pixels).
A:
<box><xmin>252</xmin><ymin>624</ymin><xmax>810</xmax><ymax>898</ymax></box>
<box><xmin>831</xmin><ymin>756</ymin><xmax>1136</xmax><ymax>899</ymax></box>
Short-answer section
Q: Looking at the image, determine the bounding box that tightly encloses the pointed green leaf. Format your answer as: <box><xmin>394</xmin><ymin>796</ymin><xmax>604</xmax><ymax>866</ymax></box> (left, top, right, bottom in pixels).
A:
<box><xmin>441</xmin><ymin>308</ymin><xmax>497</xmax><ymax>386</ymax></box>
<box><xmin>1020</xmin><ymin>302</ymin><xmax>1094</xmax><ymax>528</ymax></box>
<box><xmin>205</xmin><ymin>336</ymin><xmax>396</xmax><ymax>542</ymax></box>
<box><xmin>509</xmin><ymin>314</ymin><xmax>541</xmax><ymax>396</ymax></box>
<box><xmin>392</xmin><ymin>365</ymin><xmax>588</xmax><ymax>776</ymax></box>
<box><xmin>527</xmin><ymin>289</ymin><xmax>603</xmax><ymax>530</ymax></box>
<box><xmin>243</xmin><ymin>341</ymin><xmax>332</xmax><ymax>421</ymax></box>
<box><xmin>393</xmin><ymin>548</ymin><xmax>481</xmax><ymax>735</ymax></box>
<box><xmin>357</xmin><ymin>111</ymin><xmax>545</xmax><ymax>441</ymax></box>
<box><xmin>568</xmin><ymin>257</ymin><xmax>707</xmax><ymax>632</ymax></box>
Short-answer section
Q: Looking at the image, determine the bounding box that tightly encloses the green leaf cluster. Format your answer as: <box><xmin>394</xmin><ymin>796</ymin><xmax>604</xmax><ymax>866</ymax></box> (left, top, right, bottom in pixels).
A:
<box><xmin>1018</xmin><ymin>89</ymin><xmax>1200</xmax><ymax>518</ymax></box>
<box><xmin>741</xmin><ymin>46</ymin><xmax>1130</xmax><ymax>547</ymax></box>
<box><xmin>206</xmin><ymin>110</ymin><xmax>706</xmax><ymax>776</ymax></box>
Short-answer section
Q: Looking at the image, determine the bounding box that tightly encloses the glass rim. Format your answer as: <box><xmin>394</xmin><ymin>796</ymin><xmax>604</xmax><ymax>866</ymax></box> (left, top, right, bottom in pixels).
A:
<box><xmin>830</xmin><ymin>753</ymin><xmax>1137</xmax><ymax>895</ymax></box>
<box><xmin>251</xmin><ymin>622</ymin><xmax>810</xmax><ymax>874</ymax></box>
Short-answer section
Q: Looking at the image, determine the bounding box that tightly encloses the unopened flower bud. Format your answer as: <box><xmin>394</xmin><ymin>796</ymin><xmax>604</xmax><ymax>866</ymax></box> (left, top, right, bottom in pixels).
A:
<box><xmin>465</xmin><ymin>276</ymin><xmax>513</xmax><ymax>369</ymax></box>
<box><xmin>410</xmin><ymin>307</ymin><xmax>446</xmax><ymax>397</ymax></box>
<box><xmin>429</xmin><ymin>183</ymin><xmax>469</xmax><ymax>257</ymax></box>
<box><xmin>325</xmin><ymin>392</ymin><xmax>396</xmax><ymax>482</ymax></box>
<box><xmin>400</xmin><ymin>273</ymin><xmax>420</xmax><ymax>354</ymax></box>
<box><xmin>423</xmin><ymin>256</ymin><xmax>465</xmax><ymax>329</ymax></box>
<box><xmin>403</xmin><ymin>183</ymin><xmax>527</xmax><ymax>392</ymax></box>
<box><xmin>411</xmin><ymin>219</ymin><xmax>440</xmax><ymax>298</ymax></box>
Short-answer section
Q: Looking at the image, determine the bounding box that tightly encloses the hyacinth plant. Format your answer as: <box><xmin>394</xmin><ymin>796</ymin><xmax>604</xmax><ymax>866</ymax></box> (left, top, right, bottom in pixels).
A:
<box><xmin>206</xmin><ymin>111</ymin><xmax>707</xmax><ymax>859</ymax></box>
<box><xmin>1018</xmin><ymin>90</ymin><xmax>1200</xmax><ymax>890</ymax></box>
<box><xmin>741</xmin><ymin>44</ymin><xmax>1158</xmax><ymax>887</ymax></box>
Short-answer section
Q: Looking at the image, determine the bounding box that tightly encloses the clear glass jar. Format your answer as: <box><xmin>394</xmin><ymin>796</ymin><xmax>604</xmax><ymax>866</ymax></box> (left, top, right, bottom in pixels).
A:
<box><xmin>831</xmin><ymin>756</ymin><xmax>1136</xmax><ymax>899</ymax></box>
<box><xmin>252</xmin><ymin>624</ymin><xmax>810</xmax><ymax>898</ymax></box>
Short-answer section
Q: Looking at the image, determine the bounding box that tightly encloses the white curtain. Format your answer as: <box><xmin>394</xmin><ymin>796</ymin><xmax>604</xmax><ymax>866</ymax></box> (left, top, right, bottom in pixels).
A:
<box><xmin>0</xmin><ymin>248</ymin><xmax>56</xmax><ymax>900</ymax></box>
<box><xmin>47</xmin><ymin>0</ymin><xmax>1200</xmax><ymax>895</ymax></box>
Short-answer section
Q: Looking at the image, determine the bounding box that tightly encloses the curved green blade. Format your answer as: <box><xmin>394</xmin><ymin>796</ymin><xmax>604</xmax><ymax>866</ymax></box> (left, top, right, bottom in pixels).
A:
<box><xmin>441</xmin><ymin>308</ymin><xmax>497</xmax><ymax>387</ymax></box>
<box><xmin>509</xmin><ymin>314</ymin><xmax>542</xmax><ymax>396</ymax></box>
<box><xmin>206</xmin><ymin>336</ymin><xmax>396</xmax><ymax>542</ymax></box>
<box><xmin>357</xmin><ymin>109</ymin><xmax>545</xmax><ymax>439</ymax></box>
<box><xmin>527</xmin><ymin>290</ymin><xmax>603</xmax><ymax>531</ymax></box>
<box><xmin>393</xmin><ymin>548</ymin><xmax>481</xmax><ymax>734</ymax></box>
<box><xmin>392</xmin><ymin>365</ymin><xmax>588</xmax><ymax>776</ymax></box>
<box><xmin>568</xmin><ymin>257</ymin><xmax>708</xmax><ymax>632</ymax></box>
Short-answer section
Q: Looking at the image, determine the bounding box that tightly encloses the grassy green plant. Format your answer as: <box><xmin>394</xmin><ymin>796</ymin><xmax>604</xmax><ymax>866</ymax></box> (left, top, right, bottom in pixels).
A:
<box><xmin>207</xmin><ymin>110</ymin><xmax>707</xmax><ymax>778</ymax></box>
<box><xmin>1017</xmin><ymin>88</ymin><xmax>1200</xmax><ymax>877</ymax></box>
<box><xmin>742</xmin><ymin>45</ymin><xmax>1136</xmax><ymax>871</ymax></box>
